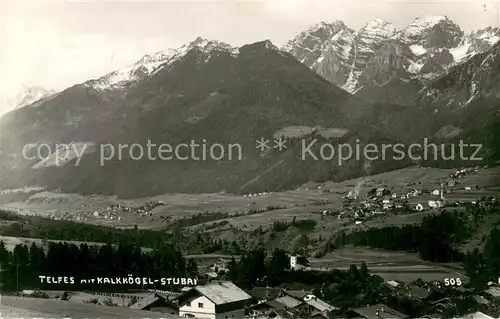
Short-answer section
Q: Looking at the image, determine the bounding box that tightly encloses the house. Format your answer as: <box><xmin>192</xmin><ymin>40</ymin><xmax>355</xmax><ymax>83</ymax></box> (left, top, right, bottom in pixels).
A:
<box><xmin>483</xmin><ymin>285</ymin><xmax>500</xmax><ymax>299</ymax></box>
<box><xmin>406</xmin><ymin>285</ymin><xmax>431</xmax><ymax>301</ymax></box>
<box><xmin>282</xmin><ymin>290</ymin><xmax>310</xmax><ymax>300</ymax></box>
<box><xmin>282</xmin><ymin>291</ymin><xmax>337</xmax><ymax>313</ymax></box>
<box><xmin>267</xmin><ymin>309</ymin><xmax>293</xmax><ymax>318</ymax></box>
<box><xmin>249</xmin><ymin>300</ymin><xmax>287</xmax><ymax>319</ymax></box>
<box><xmin>248</xmin><ymin>287</ymin><xmax>283</xmax><ymax>302</ymax></box>
<box><xmin>129</xmin><ymin>292</ymin><xmax>179</xmax><ymax>315</ymax></box>
<box><xmin>472</xmin><ymin>295</ymin><xmax>490</xmax><ymax>305</ymax></box>
<box><xmin>457</xmin><ymin>311</ymin><xmax>496</xmax><ymax>319</ymax></box>
<box><xmin>177</xmin><ymin>281</ymin><xmax>252</xmax><ymax>319</ymax></box>
<box><xmin>274</xmin><ymin>295</ymin><xmax>316</xmax><ymax>317</ymax></box>
<box><xmin>275</xmin><ymin>295</ymin><xmax>304</xmax><ymax>309</ymax></box>
<box><xmin>289</xmin><ymin>255</ymin><xmax>309</xmax><ymax>270</ymax></box>
<box><xmin>210</xmin><ymin>259</ymin><xmax>229</xmax><ymax>273</ymax></box>
<box><xmin>204</xmin><ymin>272</ymin><xmax>219</xmax><ymax>281</ymax></box>
<box><xmin>348</xmin><ymin>304</ymin><xmax>408</xmax><ymax>319</ymax></box>
<box><xmin>305</xmin><ymin>297</ymin><xmax>337</xmax><ymax>313</ymax></box>
<box><xmin>311</xmin><ymin>310</ymin><xmax>331</xmax><ymax>319</ymax></box>
<box><xmin>384</xmin><ymin>280</ymin><xmax>401</xmax><ymax>289</ymax></box>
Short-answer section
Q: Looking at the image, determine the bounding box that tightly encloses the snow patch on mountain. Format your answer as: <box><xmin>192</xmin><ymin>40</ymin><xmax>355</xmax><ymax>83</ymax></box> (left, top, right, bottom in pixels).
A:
<box><xmin>1</xmin><ymin>85</ymin><xmax>57</xmax><ymax>116</ymax></box>
<box><xmin>399</xmin><ymin>15</ymin><xmax>448</xmax><ymax>40</ymax></box>
<box><xmin>87</xmin><ymin>37</ymin><xmax>237</xmax><ymax>92</ymax></box>
<box><xmin>286</xmin><ymin>15</ymin><xmax>500</xmax><ymax>93</ymax></box>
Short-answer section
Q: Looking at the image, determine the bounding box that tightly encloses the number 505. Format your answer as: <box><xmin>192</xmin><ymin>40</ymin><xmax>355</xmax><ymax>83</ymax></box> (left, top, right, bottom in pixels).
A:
<box><xmin>444</xmin><ymin>278</ymin><xmax>462</xmax><ymax>286</ymax></box>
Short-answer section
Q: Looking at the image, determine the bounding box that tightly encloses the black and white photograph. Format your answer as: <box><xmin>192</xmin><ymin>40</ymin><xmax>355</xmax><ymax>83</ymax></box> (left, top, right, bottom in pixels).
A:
<box><xmin>1</xmin><ymin>0</ymin><xmax>500</xmax><ymax>318</ymax></box>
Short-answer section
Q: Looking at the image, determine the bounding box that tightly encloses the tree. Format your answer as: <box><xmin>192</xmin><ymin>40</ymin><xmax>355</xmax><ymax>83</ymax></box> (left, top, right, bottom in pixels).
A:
<box><xmin>227</xmin><ymin>257</ymin><xmax>239</xmax><ymax>282</ymax></box>
<box><xmin>267</xmin><ymin>249</ymin><xmax>289</xmax><ymax>286</ymax></box>
<box><xmin>186</xmin><ymin>258</ymin><xmax>198</xmax><ymax>277</ymax></box>
<box><xmin>359</xmin><ymin>262</ymin><xmax>369</xmax><ymax>280</ymax></box>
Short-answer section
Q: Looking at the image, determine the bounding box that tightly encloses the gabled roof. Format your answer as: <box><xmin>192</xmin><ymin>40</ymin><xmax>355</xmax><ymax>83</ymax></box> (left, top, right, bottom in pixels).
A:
<box><xmin>305</xmin><ymin>298</ymin><xmax>337</xmax><ymax>312</ymax></box>
<box><xmin>129</xmin><ymin>292</ymin><xmax>176</xmax><ymax>310</ymax></box>
<box><xmin>264</xmin><ymin>300</ymin><xmax>287</xmax><ymax>310</ymax></box>
<box><xmin>275</xmin><ymin>296</ymin><xmax>303</xmax><ymax>308</ymax></box>
<box><xmin>351</xmin><ymin>304</ymin><xmax>408</xmax><ymax>319</ymax></box>
<box><xmin>249</xmin><ymin>287</ymin><xmax>283</xmax><ymax>300</ymax></box>
<box><xmin>311</xmin><ymin>311</ymin><xmax>331</xmax><ymax>319</ymax></box>
<box><xmin>473</xmin><ymin>295</ymin><xmax>490</xmax><ymax>305</ymax></box>
<box><xmin>181</xmin><ymin>281</ymin><xmax>252</xmax><ymax>305</ymax></box>
<box><xmin>269</xmin><ymin>309</ymin><xmax>294</xmax><ymax>318</ymax></box>
<box><xmin>408</xmin><ymin>285</ymin><xmax>431</xmax><ymax>300</ymax></box>
<box><xmin>456</xmin><ymin>311</ymin><xmax>495</xmax><ymax>319</ymax></box>
<box><xmin>484</xmin><ymin>286</ymin><xmax>500</xmax><ymax>297</ymax></box>
<box><xmin>282</xmin><ymin>290</ymin><xmax>310</xmax><ymax>300</ymax></box>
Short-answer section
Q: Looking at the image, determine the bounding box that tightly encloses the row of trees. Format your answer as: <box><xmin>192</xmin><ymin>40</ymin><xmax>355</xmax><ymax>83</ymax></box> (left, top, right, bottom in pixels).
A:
<box><xmin>0</xmin><ymin>209</ymin><xmax>247</xmax><ymax>255</ymax></box>
<box><xmin>0</xmin><ymin>240</ymin><xmax>198</xmax><ymax>292</ymax></box>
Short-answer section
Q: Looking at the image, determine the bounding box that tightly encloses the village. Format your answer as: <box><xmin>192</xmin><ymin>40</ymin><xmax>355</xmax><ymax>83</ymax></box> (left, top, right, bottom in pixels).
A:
<box><xmin>315</xmin><ymin>165</ymin><xmax>491</xmax><ymax>228</ymax></box>
<box><xmin>30</xmin><ymin>166</ymin><xmax>490</xmax><ymax>228</ymax></box>
<box><xmin>17</xmin><ymin>251</ymin><xmax>500</xmax><ymax>319</ymax></box>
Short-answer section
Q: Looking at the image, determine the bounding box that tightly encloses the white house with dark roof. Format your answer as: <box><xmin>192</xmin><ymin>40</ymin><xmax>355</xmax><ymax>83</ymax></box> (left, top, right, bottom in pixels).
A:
<box><xmin>177</xmin><ymin>281</ymin><xmax>252</xmax><ymax>319</ymax></box>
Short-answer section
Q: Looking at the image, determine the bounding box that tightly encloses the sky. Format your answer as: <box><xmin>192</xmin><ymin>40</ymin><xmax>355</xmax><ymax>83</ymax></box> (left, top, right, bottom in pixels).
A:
<box><xmin>1</xmin><ymin>0</ymin><xmax>499</xmax><ymax>114</ymax></box>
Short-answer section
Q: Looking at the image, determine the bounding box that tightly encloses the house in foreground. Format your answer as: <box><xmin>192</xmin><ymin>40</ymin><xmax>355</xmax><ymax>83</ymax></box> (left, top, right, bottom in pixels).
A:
<box><xmin>249</xmin><ymin>290</ymin><xmax>337</xmax><ymax>318</ymax></box>
<box><xmin>129</xmin><ymin>291</ymin><xmax>179</xmax><ymax>315</ymax></box>
<box><xmin>348</xmin><ymin>304</ymin><xmax>408</xmax><ymax>319</ymax></box>
<box><xmin>456</xmin><ymin>311</ymin><xmax>496</xmax><ymax>319</ymax></box>
<box><xmin>177</xmin><ymin>281</ymin><xmax>253</xmax><ymax>319</ymax></box>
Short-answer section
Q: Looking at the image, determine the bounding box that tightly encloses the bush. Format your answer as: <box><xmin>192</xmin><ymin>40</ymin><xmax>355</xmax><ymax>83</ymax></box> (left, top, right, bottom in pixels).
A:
<box><xmin>272</xmin><ymin>220</ymin><xmax>290</xmax><ymax>232</ymax></box>
<box><xmin>84</xmin><ymin>298</ymin><xmax>99</xmax><ymax>304</ymax></box>
<box><xmin>292</xmin><ymin>219</ymin><xmax>317</xmax><ymax>232</ymax></box>
<box><xmin>103</xmin><ymin>297</ymin><xmax>117</xmax><ymax>306</ymax></box>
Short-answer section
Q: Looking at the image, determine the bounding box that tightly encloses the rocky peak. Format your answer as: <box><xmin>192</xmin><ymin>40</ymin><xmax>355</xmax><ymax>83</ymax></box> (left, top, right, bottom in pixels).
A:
<box><xmin>398</xmin><ymin>15</ymin><xmax>463</xmax><ymax>48</ymax></box>
<box><xmin>354</xmin><ymin>19</ymin><xmax>397</xmax><ymax>72</ymax></box>
<box><xmin>239</xmin><ymin>40</ymin><xmax>279</xmax><ymax>56</ymax></box>
<box><xmin>181</xmin><ymin>37</ymin><xmax>236</xmax><ymax>55</ymax></box>
<box><xmin>466</xmin><ymin>27</ymin><xmax>500</xmax><ymax>54</ymax></box>
<box><xmin>135</xmin><ymin>49</ymin><xmax>179</xmax><ymax>65</ymax></box>
<box><xmin>283</xmin><ymin>20</ymin><xmax>353</xmax><ymax>53</ymax></box>
<box><xmin>359</xmin><ymin>41</ymin><xmax>411</xmax><ymax>86</ymax></box>
<box><xmin>358</xmin><ymin>19</ymin><xmax>397</xmax><ymax>38</ymax></box>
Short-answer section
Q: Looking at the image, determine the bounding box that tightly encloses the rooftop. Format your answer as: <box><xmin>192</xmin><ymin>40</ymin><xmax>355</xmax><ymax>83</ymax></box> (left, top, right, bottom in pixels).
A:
<box><xmin>275</xmin><ymin>295</ymin><xmax>303</xmax><ymax>308</ymax></box>
<box><xmin>194</xmin><ymin>281</ymin><xmax>252</xmax><ymax>305</ymax></box>
<box><xmin>407</xmin><ymin>285</ymin><xmax>431</xmax><ymax>300</ymax></box>
<box><xmin>130</xmin><ymin>292</ymin><xmax>175</xmax><ymax>310</ymax></box>
<box><xmin>352</xmin><ymin>304</ymin><xmax>408</xmax><ymax>319</ymax></box>
<box><xmin>306</xmin><ymin>298</ymin><xmax>337</xmax><ymax>312</ymax></box>
<box><xmin>485</xmin><ymin>286</ymin><xmax>500</xmax><ymax>297</ymax></box>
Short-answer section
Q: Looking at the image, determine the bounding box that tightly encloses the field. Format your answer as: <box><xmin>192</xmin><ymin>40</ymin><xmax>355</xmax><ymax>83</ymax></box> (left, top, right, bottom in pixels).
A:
<box><xmin>1</xmin><ymin>166</ymin><xmax>498</xmax><ymax>232</ymax></box>
<box><xmin>0</xmin><ymin>166</ymin><xmax>498</xmax><ymax>286</ymax></box>
<box><xmin>0</xmin><ymin>295</ymin><xmax>180</xmax><ymax>319</ymax></box>
<box><xmin>308</xmin><ymin>247</ymin><xmax>468</xmax><ymax>283</ymax></box>
<box><xmin>186</xmin><ymin>248</ymin><xmax>468</xmax><ymax>284</ymax></box>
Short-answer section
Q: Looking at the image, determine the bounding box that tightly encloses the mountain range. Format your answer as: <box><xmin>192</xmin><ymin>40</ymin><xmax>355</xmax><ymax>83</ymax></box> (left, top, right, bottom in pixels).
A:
<box><xmin>1</xmin><ymin>15</ymin><xmax>499</xmax><ymax>197</ymax></box>
<box><xmin>1</xmin><ymin>85</ymin><xmax>57</xmax><ymax>115</ymax></box>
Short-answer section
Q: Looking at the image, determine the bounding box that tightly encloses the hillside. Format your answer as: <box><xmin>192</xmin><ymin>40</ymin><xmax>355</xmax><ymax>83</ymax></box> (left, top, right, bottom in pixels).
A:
<box><xmin>0</xmin><ymin>39</ymin><xmax>395</xmax><ymax>197</ymax></box>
